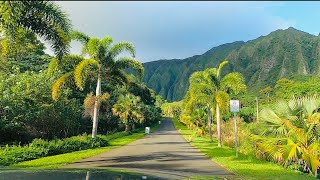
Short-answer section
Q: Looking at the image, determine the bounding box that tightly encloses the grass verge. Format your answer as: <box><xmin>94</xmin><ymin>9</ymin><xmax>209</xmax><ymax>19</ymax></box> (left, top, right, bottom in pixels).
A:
<box><xmin>172</xmin><ymin>118</ymin><xmax>316</xmax><ymax>180</ymax></box>
<box><xmin>10</xmin><ymin>122</ymin><xmax>160</xmax><ymax>169</ymax></box>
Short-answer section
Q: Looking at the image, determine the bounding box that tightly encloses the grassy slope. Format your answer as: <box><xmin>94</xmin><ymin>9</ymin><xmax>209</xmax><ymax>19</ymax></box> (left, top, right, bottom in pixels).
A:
<box><xmin>10</xmin><ymin>123</ymin><xmax>160</xmax><ymax>169</ymax></box>
<box><xmin>172</xmin><ymin>118</ymin><xmax>315</xmax><ymax>180</ymax></box>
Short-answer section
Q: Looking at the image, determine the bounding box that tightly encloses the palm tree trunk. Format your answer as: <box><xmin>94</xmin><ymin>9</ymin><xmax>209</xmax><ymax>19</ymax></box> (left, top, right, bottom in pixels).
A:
<box><xmin>208</xmin><ymin>109</ymin><xmax>213</xmax><ymax>142</ymax></box>
<box><xmin>125</xmin><ymin>123</ymin><xmax>131</xmax><ymax>132</ymax></box>
<box><xmin>216</xmin><ymin>105</ymin><xmax>222</xmax><ymax>147</ymax></box>
<box><xmin>132</xmin><ymin>123</ymin><xmax>135</xmax><ymax>131</ymax></box>
<box><xmin>92</xmin><ymin>73</ymin><xmax>101</xmax><ymax>138</ymax></box>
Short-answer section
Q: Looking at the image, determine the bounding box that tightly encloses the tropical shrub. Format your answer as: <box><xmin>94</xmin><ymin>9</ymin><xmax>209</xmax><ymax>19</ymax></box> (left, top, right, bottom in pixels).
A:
<box><xmin>0</xmin><ymin>135</ymin><xmax>108</xmax><ymax>166</ymax></box>
<box><xmin>112</xmin><ymin>93</ymin><xmax>145</xmax><ymax>131</ymax></box>
<box><xmin>221</xmin><ymin>117</ymin><xmax>254</xmax><ymax>155</ymax></box>
<box><xmin>0</xmin><ymin>71</ymin><xmax>84</xmax><ymax>143</ymax></box>
<box><xmin>253</xmin><ymin>95</ymin><xmax>320</xmax><ymax>176</ymax></box>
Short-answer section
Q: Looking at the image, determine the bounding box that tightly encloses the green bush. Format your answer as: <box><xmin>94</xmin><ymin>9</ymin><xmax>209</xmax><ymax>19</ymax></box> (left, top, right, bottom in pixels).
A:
<box><xmin>239</xmin><ymin>107</ymin><xmax>256</xmax><ymax>123</ymax></box>
<box><xmin>0</xmin><ymin>135</ymin><xmax>108</xmax><ymax>166</ymax></box>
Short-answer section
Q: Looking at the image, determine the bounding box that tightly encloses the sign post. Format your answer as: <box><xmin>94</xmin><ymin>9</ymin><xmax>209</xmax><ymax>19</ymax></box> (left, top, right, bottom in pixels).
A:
<box><xmin>230</xmin><ymin>100</ymin><xmax>240</xmax><ymax>158</ymax></box>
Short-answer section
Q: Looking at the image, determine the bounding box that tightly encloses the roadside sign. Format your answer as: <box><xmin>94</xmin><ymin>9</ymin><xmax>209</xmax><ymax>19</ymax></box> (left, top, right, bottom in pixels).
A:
<box><xmin>230</xmin><ymin>99</ymin><xmax>240</xmax><ymax>158</ymax></box>
<box><xmin>145</xmin><ymin>127</ymin><xmax>150</xmax><ymax>134</ymax></box>
<box><xmin>230</xmin><ymin>100</ymin><xmax>240</xmax><ymax>112</ymax></box>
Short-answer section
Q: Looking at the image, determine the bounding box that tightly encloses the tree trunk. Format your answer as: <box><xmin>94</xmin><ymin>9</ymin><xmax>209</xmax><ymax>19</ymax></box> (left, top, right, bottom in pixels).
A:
<box><xmin>132</xmin><ymin>123</ymin><xmax>135</xmax><ymax>131</ymax></box>
<box><xmin>208</xmin><ymin>109</ymin><xmax>213</xmax><ymax>142</ymax></box>
<box><xmin>216</xmin><ymin>105</ymin><xmax>222</xmax><ymax>147</ymax></box>
<box><xmin>92</xmin><ymin>73</ymin><xmax>101</xmax><ymax>138</ymax></box>
<box><xmin>125</xmin><ymin>123</ymin><xmax>131</xmax><ymax>132</ymax></box>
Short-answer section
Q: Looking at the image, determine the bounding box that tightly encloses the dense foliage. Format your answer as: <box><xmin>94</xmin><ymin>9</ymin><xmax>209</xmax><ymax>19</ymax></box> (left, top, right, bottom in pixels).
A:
<box><xmin>0</xmin><ymin>135</ymin><xmax>108</xmax><ymax>166</ymax></box>
<box><xmin>163</xmin><ymin>56</ymin><xmax>320</xmax><ymax>176</ymax></box>
<box><xmin>1</xmin><ymin>1</ymin><xmax>319</xmax><ymax>177</ymax></box>
<box><xmin>0</xmin><ymin>71</ymin><xmax>84</xmax><ymax>143</ymax></box>
<box><xmin>254</xmin><ymin>95</ymin><xmax>320</xmax><ymax>176</ymax></box>
<box><xmin>0</xmin><ymin>2</ymin><xmax>161</xmax><ymax>146</ymax></box>
<box><xmin>0</xmin><ymin>1</ymin><xmax>72</xmax><ymax>59</ymax></box>
<box><xmin>168</xmin><ymin>71</ymin><xmax>320</xmax><ymax>176</ymax></box>
<box><xmin>51</xmin><ymin>31</ymin><xmax>144</xmax><ymax>138</ymax></box>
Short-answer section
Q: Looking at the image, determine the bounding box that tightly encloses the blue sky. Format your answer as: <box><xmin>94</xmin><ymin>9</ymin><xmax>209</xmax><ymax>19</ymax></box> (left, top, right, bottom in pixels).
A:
<box><xmin>48</xmin><ymin>1</ymin><xmax>320</xmax><ymax>63</ymax></box>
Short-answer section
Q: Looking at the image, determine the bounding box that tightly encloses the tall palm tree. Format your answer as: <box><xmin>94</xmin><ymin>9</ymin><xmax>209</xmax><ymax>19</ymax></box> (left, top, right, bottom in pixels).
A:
<box><xmin>0</xmin><ymin>1</ymin><xmax>72</xmax><ymax>59</ymax></box>
<box><xmin>184</xmin><ymin>60</ymin><xmax>247</xmax><ymax>146</ymax></box>
<box><xmin>255</xmin><ymin>95</ymin><xmax>320</xmax><ymax>176</ymax></box>
<box><xmin>112</xmin><ymin>93</ymin><xmax>144</xmax><ymax>131</ymax></box>
<box><xmin>52</xmin><ymin>32</ymin><xmax>144</xmax><ymax>138</ymax></box>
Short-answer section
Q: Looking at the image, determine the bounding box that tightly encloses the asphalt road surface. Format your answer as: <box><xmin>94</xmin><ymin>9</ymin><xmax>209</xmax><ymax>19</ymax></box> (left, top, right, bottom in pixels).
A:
<box><xmin>65</xmin><ymin>118</ymin><xmax>233</xmax><ymax>179</ymax></box>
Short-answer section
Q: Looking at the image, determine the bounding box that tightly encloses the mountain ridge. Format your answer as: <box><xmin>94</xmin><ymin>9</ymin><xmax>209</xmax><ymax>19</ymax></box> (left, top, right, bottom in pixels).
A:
<box><xmin>142</xmin><ymin>27</ymin><xmax>320</xmax><ymax>101</ymax></box>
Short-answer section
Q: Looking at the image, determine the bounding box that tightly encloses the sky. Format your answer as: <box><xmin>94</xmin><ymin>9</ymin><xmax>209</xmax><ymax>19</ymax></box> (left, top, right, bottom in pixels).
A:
<box><xmin>44</xmin><ymin>1</ymin><xmax>320</xmax><ymax>63</ymax></box>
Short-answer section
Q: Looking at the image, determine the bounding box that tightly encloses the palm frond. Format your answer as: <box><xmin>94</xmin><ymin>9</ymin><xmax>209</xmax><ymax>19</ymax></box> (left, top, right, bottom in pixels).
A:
<box><xmin>284</xmin><ymin>138</ymin><xmax>301</xmax><ymax>162</ymax></box>
<box><xmin>189</xmin><ymin>71</ymin><xmax>211</xmax><ymax>86</ymax></box>
<box><xmin>106</xmin><ymin>69</ymin><xmax>129</xmax><ymax>85</ymax></box>
<box><xmin>86</xmin><ymin>38</ymin><xmax>102</xmax><ymax>59</ymax></box>
<box><xmin>301</xmin><ymin>143</ymin><xmax>320</xmax><ymax>175</ymax></box>
<box><xmin>10</xmin><ymin>1</ymin><xmax>72</xmax><ymax>59</ymax></box>
<box><xmin>115</xmin><ymin>57</ymin><xmax>144</xmax><ymax>78</ymax></box>
<box><xmin>101</xmin><ymin>36</ymin><xmax>113</xmax><ymax>49</ymax></box>
<box><xmin>215</xmin><ymin>90</ymin><xmax>230</xmax><ymax>113</ymax></box>
<box><xmin>47</xmin><ymin>58</ymin><xmax>59</xmax><ymax>75</ymax></box>
<box><xmin>52</xmin><ymin>71</ymin><xmax>73</xmax><ymax>101</ymax></box>
<box><xmin>204</xmin><ymin>68</ymin><xmax>220</xmax><ymax>88</ymax></box>
<box><xmin>108</xmin><ymin>42</ymin><xmax>135</xmax><ymax>58</ymax></box>
<box><xmin>83</xmin><ymin>92</ymin><xmax>110</xmax><ymax>118</ymax></box>
<box><xmin>259</xmin><ymin>108</ymin><xmax>289</xmax><ymax>136</ymax></box>
<box><xmin>217</xmin><ymin>60</ymin><xmax>228</xmax><ymax>79</ymax></box>
<box><xmin>71</xmin><ymin>31</ymin><xmax>90</xmax><ymax>56</ymax></box>
<box><xmin>301</xmin><ymin>95</ymin><xmax>320</xmax><ymax>117</ymax></box>
<box><xmin>74</xmin><ymin>59</ymin><xmax>99</xmax><ymax>90</ymax></box>
<box><xmin>189</xmin><ymin>83</ymin><xmax>215</xmax><ymax>96</ymax></box>
<box><xmin>258</xmin><ymin>95</ymin><xmax>320</xmax><ymax>176</ymax></box>
<box><xmin>221</xmin><ymin>72</ymin><xmax>247</xmax><ymax>95</ymax></box>
<box><xmin>71</xmin><ymin>30</ymin><xmax>90</xmax><ymax>45</ymax></box>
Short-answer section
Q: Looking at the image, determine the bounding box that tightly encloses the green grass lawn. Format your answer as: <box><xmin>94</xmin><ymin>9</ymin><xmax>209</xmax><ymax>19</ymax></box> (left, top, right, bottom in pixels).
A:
<box><xmin>172</xmin><ymin>118</ymin><xmax>316</xmax><ymax>180</ymax></box>
<box><xmin>10</xmin><ymin>122</ymin><xmax>160</xmax><ymax>169</ymax></box>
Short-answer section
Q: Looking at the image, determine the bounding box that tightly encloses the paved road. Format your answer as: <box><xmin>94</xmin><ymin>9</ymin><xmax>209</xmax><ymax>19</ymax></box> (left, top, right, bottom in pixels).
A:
<box><xmin>65</xmin><ymin>118</ymin><xmax>233</xmax><ymax>179</ymax></box>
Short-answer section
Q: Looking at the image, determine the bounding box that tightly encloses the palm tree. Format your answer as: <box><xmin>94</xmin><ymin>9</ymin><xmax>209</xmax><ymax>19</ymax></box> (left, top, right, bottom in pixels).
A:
<box><xmin>184</xmin><ymin>60</ymin><xmax>247</xmax><ymax>146</ymax></box>
<box><xmin>0</xmin><ymin>1</ymin><xmax>72</xmax><ymax>59</ymax></box>
<box><xmin>112</xmin><ymin>93</ymin><xmax>144</xmax><ymax>131</ymax></box>
<box><xmin>51</xmin><ymin>32</ymin><xmax>144</xmax><ymax>138</ymax></box>
<box><xmin>254</xmin><ymin>95</ymin><xmax>320</xmax><ymax>176</ymax></box>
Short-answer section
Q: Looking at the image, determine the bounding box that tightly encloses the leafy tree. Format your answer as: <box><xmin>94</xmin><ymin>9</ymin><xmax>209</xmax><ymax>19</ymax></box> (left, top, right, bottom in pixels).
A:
<box><xmin>0</xmin><ymin>71</ymin><xmax>83</xmax><ymax>143</ymax></box>
<box><xmin>161</xmin><ymin>101</ymin><xmax>182</xmax><ymax>118</ymax></box>
<box><xmin>183</xmin><ymin>61</ymin><xmax>247</xmax><ymax>147</ymax></box>
<box><xmin>0</xmin><ymin>28</ymin><xmax>52</xmax><ymax>73</ymax></box>
<box><xmin>254</xmin><ymin>95</ymin><xmax>320</xmax><ymax>176</ymax></box>
<box><xmin>155</xmin><ymin>95</ymin><xmax>167</xmax><ymax>108</ymax></box>
<box><xmin>112</xmin><ymin>93</ymin><xmax>144</xmax><ymax>131</ymax></box>
<box><xmin>0</xmin><ymin>1</ymin><xmax>72</xmax><ymax>59</ymax></box>
<box><xmin>274</xmin><ymin>78</ymin><xmax>296</xmax><ymax>99</ymax></box>
<box><xmin>126</xmin><ymin>75</ymin><xmax>156</xmax><ymax>106</ymax></box>
<box><xmin>259</xmin><ymin>86</ymin><xmax>273</xmax><ymax>102</ymax></box>
<box><xmin>52</xmin><ymin>32</ymin><xmax>143</xmax><ymax>138</ymax></box>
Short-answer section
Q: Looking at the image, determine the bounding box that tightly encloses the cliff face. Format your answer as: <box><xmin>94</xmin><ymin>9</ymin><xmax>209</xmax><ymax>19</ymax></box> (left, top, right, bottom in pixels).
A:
<box><xmin>143</xmin><ymin>27</ymin><xmax>320</xmax><ymax>101</ymax></box>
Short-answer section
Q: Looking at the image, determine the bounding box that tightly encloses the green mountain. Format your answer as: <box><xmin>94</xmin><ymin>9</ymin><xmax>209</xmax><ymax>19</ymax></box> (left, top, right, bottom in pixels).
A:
<box><xmin>142</xmin><ymin>27</ymin><xmax>320</xmax><ymax>101</ymax></box>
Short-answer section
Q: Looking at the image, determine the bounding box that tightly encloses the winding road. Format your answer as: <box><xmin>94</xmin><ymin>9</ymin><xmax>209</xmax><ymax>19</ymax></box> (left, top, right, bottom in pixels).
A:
<box><xmin>65</xmin><ymin>118</ymin><xmax>233</xmax><ymax>179</ymax></box>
